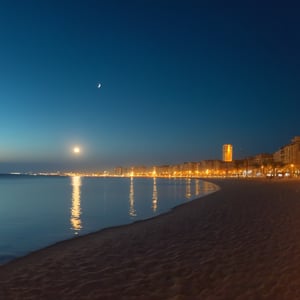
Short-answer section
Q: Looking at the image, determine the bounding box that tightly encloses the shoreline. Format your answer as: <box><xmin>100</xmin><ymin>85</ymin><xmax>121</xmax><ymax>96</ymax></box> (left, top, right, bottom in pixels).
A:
<box><xmin>0</xmin><ymin>181</ymin><xmax>220</xmax><ymax>266</ymax></box>
<box><xmin>1</xmin><ymin>178</ymin><xmax>300</xmax><ymax>299</ymax></box>
<box><xmin>0</xmin><ymin>177</ymin><xmax>219</xmax><ymax>266</ymax></box>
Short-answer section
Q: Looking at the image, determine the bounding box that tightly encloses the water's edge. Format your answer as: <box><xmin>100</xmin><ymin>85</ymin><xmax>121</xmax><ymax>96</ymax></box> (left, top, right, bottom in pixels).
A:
<box><xmin>0</xmin><ymin>179</ymin><xmax>220</xmax><ymax>266</ymax></box>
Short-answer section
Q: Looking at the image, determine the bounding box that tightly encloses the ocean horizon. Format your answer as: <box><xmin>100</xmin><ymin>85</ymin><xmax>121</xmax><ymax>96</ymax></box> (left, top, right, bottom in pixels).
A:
<box><xmin>0</xmin><ymin>174</ymin><xmax>218</xmax><ymax>264</ymax></box>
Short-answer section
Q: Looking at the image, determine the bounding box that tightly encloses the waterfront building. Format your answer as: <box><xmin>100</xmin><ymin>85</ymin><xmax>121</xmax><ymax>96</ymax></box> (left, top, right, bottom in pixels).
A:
<box><xmin>114</xmin><ymin>167</ymin><xmax>124</xmax><ymax>176</ymax></box>
<box><xmin>244</xmin><ymin>153</ymin><xmax>274</xmax><ymax>169</ymax></box>
<box><xmin>181</xmin><ymin>162</ymin><xmax>198</xmax><ymax>177</ymax></box>
<box><xmin>155</xmin><ymin>165</ymin><xmax>171</xmax><ymax>177</ymax></box>
<box><xmin>273</xmin><ymin>136</ymin><xmax>300</xmax><ymax>165</ymax></box>
<box><xmin>222</xmin><ymin>144</ymin><xmax>233</xmax><ymax>162</ymax></box>
<box><xmin>251</xmin><ymin>153</ymin><xmax>274</xmax><ymax>166</ymax></box>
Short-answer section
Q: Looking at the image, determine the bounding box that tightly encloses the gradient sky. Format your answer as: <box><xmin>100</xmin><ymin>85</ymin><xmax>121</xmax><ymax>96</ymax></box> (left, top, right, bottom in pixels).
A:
<box><xmin>1</xmin><ymin>0</ymin><xmax>300</xmax><ymax>172</ymax></box>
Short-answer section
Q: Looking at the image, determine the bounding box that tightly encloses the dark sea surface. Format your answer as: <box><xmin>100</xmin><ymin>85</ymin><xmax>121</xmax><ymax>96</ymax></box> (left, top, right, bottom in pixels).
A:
<box><xmin>0</xmin><ymin>174</ymin><xmax>218</xmax><ymax>264</ymax></box>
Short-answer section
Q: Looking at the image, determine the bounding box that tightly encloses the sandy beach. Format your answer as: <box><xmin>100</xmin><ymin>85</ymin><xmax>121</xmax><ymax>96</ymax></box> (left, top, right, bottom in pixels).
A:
<box><xmin>1</xmin><ymin>179</ymin><xmax>300</xmax><ymax>299</ymax></box>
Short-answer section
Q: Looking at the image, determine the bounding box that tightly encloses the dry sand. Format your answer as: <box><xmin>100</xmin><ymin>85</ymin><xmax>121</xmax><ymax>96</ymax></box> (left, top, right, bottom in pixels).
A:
<box><xmin>1</xmin><ymin>179</ymin><xmax>300</xmax><ymax>299</ymax></box>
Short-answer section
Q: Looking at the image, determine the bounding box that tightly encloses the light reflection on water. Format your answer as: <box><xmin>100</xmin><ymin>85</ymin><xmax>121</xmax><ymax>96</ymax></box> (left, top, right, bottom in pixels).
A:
<box><xmin>129</xmin><ymin>177</ymin><xmax>136</xmax><ymax>217</ymax></box>
<box><xmin>70</xmin><ymin>176</ymin><xmax>82</xmax><ymax>234</ymax></box>
<box><xmin>152</xmin><ymin>177</ymin><xmax>158</xmax><ymax>212</ymax></box>
<box><xmin>69</xmin><ymin>176</ymin><xmax>218</xmax><ymax>234</ymax></box>
<box><xmin>186</xmin><ymin>178</ymin><xmax>192</xmax><ymax>199</ymax></box>
<box><xmin>129</xmin><ymin>177</ymin><xmax>159</xmax><ymax>218</ymax></box>
<box><xmin>195</xmin><ymin>179</ymin><xmax>200</xmax><ymax>196</ymax></box>
<box><xmin>0</xmin><ymin>175</ymin><xmax>219</xmax><ymax>263</ymax></box>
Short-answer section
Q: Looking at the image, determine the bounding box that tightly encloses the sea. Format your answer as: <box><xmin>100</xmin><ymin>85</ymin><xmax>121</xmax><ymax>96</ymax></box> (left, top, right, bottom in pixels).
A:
<box><xmin>0</xmin><ymin>174</ymin><xmax>218</xmax><ymax>264</ymax></box>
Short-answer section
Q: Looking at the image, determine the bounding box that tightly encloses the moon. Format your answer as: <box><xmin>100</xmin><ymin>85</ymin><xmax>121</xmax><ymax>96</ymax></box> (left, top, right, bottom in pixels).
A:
<box><xmin>73</xmin><ymin>147</ymin><xmax>80</xmax><ymax>154</ymax></box>
<box><xmin>97</xmin><ymin>83</ymin><xmax>101</xmax><ymax>88</ymax></box>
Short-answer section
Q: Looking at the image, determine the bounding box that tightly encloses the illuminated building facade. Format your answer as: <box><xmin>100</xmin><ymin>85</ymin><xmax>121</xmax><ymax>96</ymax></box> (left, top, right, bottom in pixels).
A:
<box><xmin>273</xmin><ymin>136</ymin><xmax>300</xmax><ymax>165</ymax></box>
<box><xmin>222</xmin><ymin>144</ymin><xmax>233</xmax><ymax>162</ymax></box>
<box><xmin>106</xmin><ymin>136</ymin><xmax>300</xmax><ymax>178</ymax></box>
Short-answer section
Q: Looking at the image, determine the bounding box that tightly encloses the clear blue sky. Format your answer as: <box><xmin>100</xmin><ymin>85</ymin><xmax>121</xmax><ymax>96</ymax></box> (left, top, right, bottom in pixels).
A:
<box><xmin>1</xmin><ymin>0</ymin><xmax>300</xmax><ymax>172</ymax></box>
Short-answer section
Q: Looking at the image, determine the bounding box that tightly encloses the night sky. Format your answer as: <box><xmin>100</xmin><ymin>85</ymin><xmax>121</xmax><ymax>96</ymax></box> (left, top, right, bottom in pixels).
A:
<box><xmin>1</xmin><ymin>0</ymin><xmax>300</xmax><ymax>172</ymax></box>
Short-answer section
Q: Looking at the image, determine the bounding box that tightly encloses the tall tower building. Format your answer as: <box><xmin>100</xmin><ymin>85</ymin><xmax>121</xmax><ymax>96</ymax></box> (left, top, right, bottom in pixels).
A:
<box><xmin>223</xmin><ymin>144</ymin><xmax>233</xmax><ymax>162</ymax></box>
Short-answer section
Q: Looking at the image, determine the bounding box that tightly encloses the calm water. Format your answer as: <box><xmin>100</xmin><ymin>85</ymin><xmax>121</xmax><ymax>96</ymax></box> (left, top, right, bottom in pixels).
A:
<box><xmin>0</xmin><ymin>174</ymin><xmax>218</xmax><ymax>264</ymax></box>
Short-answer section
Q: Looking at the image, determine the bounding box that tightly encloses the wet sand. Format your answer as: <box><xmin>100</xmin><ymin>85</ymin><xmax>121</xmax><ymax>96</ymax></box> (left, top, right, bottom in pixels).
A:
<box><xmin>1</xmin><ymin>179</ymin><xmax>300</xmax><ymax>299</ymax></box>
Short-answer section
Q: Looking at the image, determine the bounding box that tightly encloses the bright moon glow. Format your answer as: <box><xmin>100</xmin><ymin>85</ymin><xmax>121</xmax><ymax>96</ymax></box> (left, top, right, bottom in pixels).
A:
<box><xmin>73</xmin><ymin>147</ymin><xmax>80</xmax><ymax>154</ymax></box>
<box><xmin>97</xmin><ymin>83</ymin><xmax>101</xmax><ymax>88</ymax></box>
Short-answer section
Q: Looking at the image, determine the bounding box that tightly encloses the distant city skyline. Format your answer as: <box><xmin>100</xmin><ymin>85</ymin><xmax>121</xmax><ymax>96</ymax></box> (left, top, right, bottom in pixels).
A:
<box><xmin>4</xmin><ymin>135</ymin><xmax>300</xmax><ymax>176</ymax></box>
<box><xmin>1</xmin><ymin>1</ymin><xmax>300</xmax><ymax>172</ymax></box>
